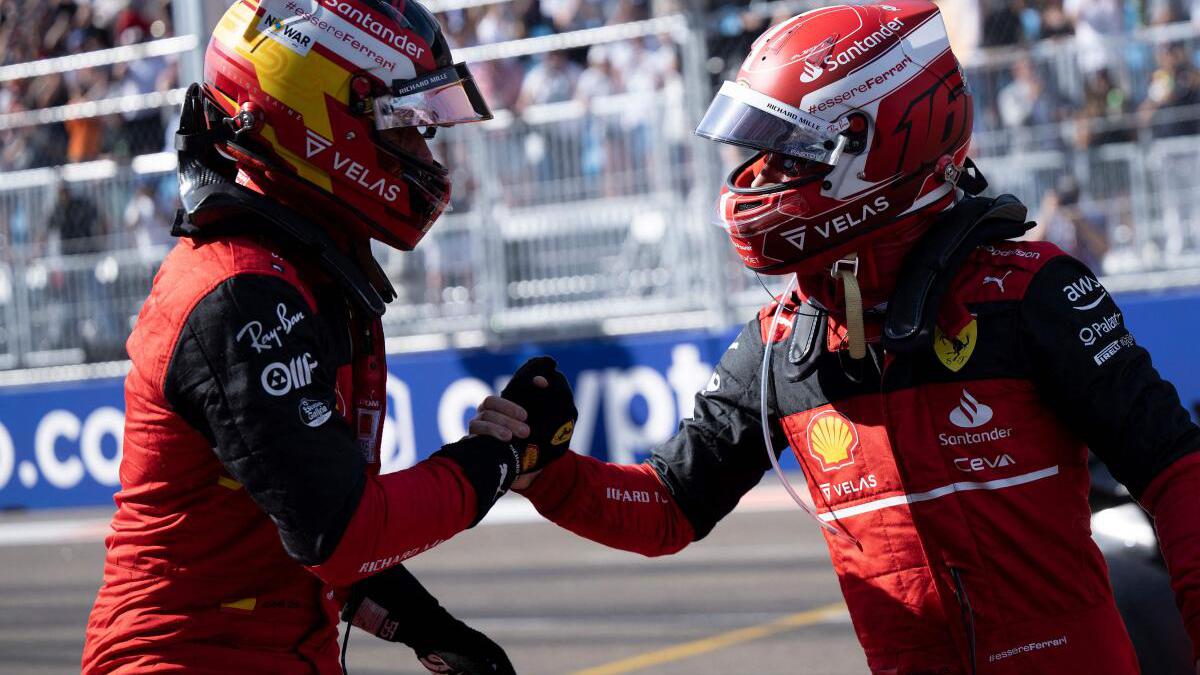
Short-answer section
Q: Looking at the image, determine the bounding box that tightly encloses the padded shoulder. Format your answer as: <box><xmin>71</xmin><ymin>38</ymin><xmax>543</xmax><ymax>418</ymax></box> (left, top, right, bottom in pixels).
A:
<box><xmin>883</xmin><ymin>194</ymin><xmax>1034</xmax><ymax>351</ymax></box>
<box><xmin>951</xmin><ymin>240</ymin><xmax>1068</xmax><ymax>305</ymax></box>
<box><xmin>127</xmin><ymin>234</ymin><xmax>318</xmax><ymax>395</ymax></box>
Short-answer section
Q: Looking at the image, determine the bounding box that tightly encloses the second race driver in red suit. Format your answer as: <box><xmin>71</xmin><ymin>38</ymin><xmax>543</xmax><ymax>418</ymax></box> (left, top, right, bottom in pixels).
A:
<box><xmin>474</xmin><ymin>3</ymin><xmax>1200</xmax><ymax>674</ymax></box>
<box><xmin>81</xmin><ymin>1</ymin><xmax>575</xmax><ymax>673</ymax></box>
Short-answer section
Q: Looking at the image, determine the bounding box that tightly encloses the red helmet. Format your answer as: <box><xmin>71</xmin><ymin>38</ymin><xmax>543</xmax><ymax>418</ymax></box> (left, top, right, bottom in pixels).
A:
<box><xmin>200</xmin><ymin>0</ymin><xmax>492</xmax><ymax>250</ymax></box>
<box><xmin>696</xmin><ymin>1</ymin><xmax>975</xmax><ymax>274</ymax></box>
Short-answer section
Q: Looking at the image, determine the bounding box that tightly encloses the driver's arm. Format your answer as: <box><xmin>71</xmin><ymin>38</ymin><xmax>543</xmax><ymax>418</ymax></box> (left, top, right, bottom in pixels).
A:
<box><xmin>165</xmin><ymin>273</ymin><xmax>519</xmax><ymax>586</ymax></box>
<box><xmin>1019</xmin><ymin>254</ymin><xmax>1200</xmax><ymax>659</ymax></box>
<box><xmin>517</xmin><ymin>315</ymin><xmax>788</xmax><ymax>555</ymax></box>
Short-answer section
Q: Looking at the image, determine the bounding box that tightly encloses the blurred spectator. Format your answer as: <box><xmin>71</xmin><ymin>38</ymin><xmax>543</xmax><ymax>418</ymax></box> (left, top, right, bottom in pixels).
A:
<box><xmin>46</xmin><ymin>180</ymin><xmax>105</xmax><ymax>256</ymax></box>
<box><xmin>517</xmin><ymin>51</ymin><xmax>582</xmax><ymax>112</ymax></box>
<box><xmin>1031</xmin><ymin>175</ymin><xmax>1110</xmax><ymax>272</ymax></box>
<box><xmin>577</xmin><ymin>45</ymin><xmax>619</xmax><ymax>189</ymax></box>
<box><xmin>1102</xmin><ymin>224</ymin><xmax>1147</xmax><ymax>275</ymax></box>
<box><xmin>1073</xmin><ymin>69</ymin><xmax>1134</xmax><ymax>148</ymax></box>
<box><xmin>1065</xmin><ymin>0</ymin><xmax>1123</xmax><ymax>74</ymax></box>
<box><xmin>65</xmin><ymin>66</ymin><xmax>108</xmax><ymax>163</ymax></box>
<box><xmin>1039</xmin><ymin>0</ymin><xmax>1076</xmax><ymax>39</ymax></box>
<box><xmin>998</xmin><ymin>58</ymin><xmax>1059</xmax><ymax>130</ymax></box>
<box><xmin>0</xmin><ymin>0</ymin><xmax>175</xmax><ymax>171</ymax></box>
<box><xmin>1139</xmin><ymin>43</ymin><xmax>1200</xmax><ymax>138</ymax></box>
<box><xmin>3</xmin><ymin>0</ymin><xmax>1200</xmax><ymax>272</ymax></box>
<box><xmin>515</xmin><ymin>50</ymin><xmax>581</xmax><ymax>194</ymax></box>
<box><xmin>577</xmin><ymin>45</ymin><xmax>618</xmax><ymax>102</ymax></box>
<box><xmin>122</xmin><ymin>180</ymin><xmax>168</xmax><ymax>257</ymax></box>
<box><xmin>111</xmin><ymin>24</ymin><xmax>167</xmax><ymax>156</ymax></box>
<box><xmin>474</xmin><ymin>58</ymin><xmax>526</xmax><ymax>113</ymax></box>
<box><xmin>1147</xmin><ymin>0</ymin><xmax>1188</xmax><ymax>25</ymax></box>
<box><xmin>980</xmin><ymin>0</ymin><xmax>1024</xmax><ymax>48</ymax></box>
<box><xmin>22</xmin><ymin>74</ymin><xmax>70</xmax><ymax>168</ymax></box>
<box><xmin>542</xmin><ymin>0</ymin><xmax>605</xmax><ymax>33</ymax></box>
<box><xmin>477</xmin><ymin>3</ymin><xmax>520</xmax><ymax>44</ymax></box>
<box><xmin>935</xmin><ymin>0</ymin><xmax>982</xmax><ymax>64</ymax></box>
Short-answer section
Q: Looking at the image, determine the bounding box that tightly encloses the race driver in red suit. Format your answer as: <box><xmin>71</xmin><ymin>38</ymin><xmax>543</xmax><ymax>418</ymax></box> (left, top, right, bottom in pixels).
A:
<box><xmin>472</xmin><ymin>3</ymin><xmax>1200</xmax><ymax>674</ymax></box>
<box><xmin>80</xmin><ymin>1</ymin><xmax>576</xmax><ymax>673</ymax></box>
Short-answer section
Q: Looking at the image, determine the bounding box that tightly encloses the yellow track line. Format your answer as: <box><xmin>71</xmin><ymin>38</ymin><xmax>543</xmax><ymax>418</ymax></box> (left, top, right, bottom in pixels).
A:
<box><xmin>569</xmin><ymin>601</ymin><xmax>849</xmax><ymax>675</ymax></box>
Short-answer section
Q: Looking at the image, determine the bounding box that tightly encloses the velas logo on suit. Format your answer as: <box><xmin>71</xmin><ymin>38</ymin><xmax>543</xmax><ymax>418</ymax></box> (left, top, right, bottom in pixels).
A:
<box><xmin>806</xmin><ymin>410</ymin><xmax>860</xmax><ymax>471</ymax></box>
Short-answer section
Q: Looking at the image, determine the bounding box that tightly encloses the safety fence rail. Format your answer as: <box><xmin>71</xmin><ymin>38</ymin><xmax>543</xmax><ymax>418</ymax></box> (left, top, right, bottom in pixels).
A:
<box><xmin>3</xmin><ymin>12</ymin><xmax>1200</xmax><ymax>375</ymax></box>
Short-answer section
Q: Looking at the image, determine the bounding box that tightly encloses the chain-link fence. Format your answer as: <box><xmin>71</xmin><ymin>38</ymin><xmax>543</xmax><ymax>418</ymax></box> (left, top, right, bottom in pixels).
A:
<box><xmin>4</xmin><ymin>7</ymin><xmax>1200</xmax><ymax>372</ymax></box>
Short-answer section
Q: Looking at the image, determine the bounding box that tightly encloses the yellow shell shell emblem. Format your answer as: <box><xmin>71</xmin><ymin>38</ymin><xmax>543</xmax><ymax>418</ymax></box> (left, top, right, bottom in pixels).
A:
<box><xmin>934</xmin><ymin>319</ymin><xmax>978</xmax><ymax>373</ymax></box>
<box><xmin>806</xmin><ymin>411</ymin><xmax>860</xmax><ymax>471</ymax></box>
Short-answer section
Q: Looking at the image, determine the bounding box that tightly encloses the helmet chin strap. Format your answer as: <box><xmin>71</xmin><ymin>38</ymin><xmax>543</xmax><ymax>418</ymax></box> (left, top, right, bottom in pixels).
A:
<box><xmin>832</xmin><ymin>254</ymin><xmax>867</xmax><ymax>360</ymax></box>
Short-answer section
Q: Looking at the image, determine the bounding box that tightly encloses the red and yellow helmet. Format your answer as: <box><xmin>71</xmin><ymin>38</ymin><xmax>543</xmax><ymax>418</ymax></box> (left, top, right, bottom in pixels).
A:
<box><xmin>201</xmin><ymin>0</ymin><xmax>492</xmax><ymax>250</ymax></box>
<box><xmin>696</xmin><ymin>1</ymin><xmax>974</xmax><ymax>274</ymax></box>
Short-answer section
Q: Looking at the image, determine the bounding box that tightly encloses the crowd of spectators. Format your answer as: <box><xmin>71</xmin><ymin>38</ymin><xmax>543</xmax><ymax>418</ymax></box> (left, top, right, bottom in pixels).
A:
<box><xmin>9</xmin><ymin>0</ymin><xmax>1200</xmax><ymax>177</ymax></box>
<box><xmin>7</xmin><ymin>0</ymin><xmax>1200</xmax><ymax>268</ymax></box>
<box><xmin>0</xmin><ymin>0</ymin><xmax>178</xmax><ymax>172</ymax></box>
<box><xmin>5</xmin><ymin>0</ymin><xmax>1200</xmax><ymax>367</ymax></box>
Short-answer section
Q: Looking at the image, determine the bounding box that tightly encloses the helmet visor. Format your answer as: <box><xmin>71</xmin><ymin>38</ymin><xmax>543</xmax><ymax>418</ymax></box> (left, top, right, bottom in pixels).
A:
<box><xmin>696</xmin><ymin>81</ymin><xmax>847</xmax><ymax>165</ymax></box>
<box><xmin>375</xmin><ymin>62</ymin><xmax>493</xmax><ymax>129</ymax></box>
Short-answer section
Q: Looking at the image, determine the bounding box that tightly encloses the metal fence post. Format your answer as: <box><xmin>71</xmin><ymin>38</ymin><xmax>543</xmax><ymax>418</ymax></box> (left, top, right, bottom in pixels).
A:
<box><xmin>470</xmin><ymin>123</ymin><xmax>508</xmax><ymax>347</ymax></box>
<box><xmin>10</xmin><ymin>250</ymin><xmax>29</xmax><ymax>369</ymax></box>
<box><xmin>678</xmin><ymin>9</ymin><xmax>734</xmax><ymax>330</ymax></box>
<box><xmin>171</xmin><ymin>2</ymin><xmax>208</xmax><ymax>87</ymax></box>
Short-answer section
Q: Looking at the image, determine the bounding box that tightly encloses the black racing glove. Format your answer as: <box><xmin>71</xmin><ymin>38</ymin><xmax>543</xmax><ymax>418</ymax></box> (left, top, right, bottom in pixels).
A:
<box><xmin>500</xmin><ymin>356</ymin><xmax>578</xmax><ymax>474</ymax></box>
<box><xmin>342</xmin><ymin>565</ymin><xmax>516</xmax><ymax>675</ymax></box>
<box><xmin>433</xmin><ymin>435</ymin><xmax>521</xmax><ymax>527</ymax></box>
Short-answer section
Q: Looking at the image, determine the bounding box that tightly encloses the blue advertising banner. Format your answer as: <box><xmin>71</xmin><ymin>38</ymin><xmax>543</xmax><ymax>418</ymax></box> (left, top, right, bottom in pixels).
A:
<box><xmin>1</xmin><ymin>289</ymin><xmax>1198</xmax><ymax>510</ymax></box>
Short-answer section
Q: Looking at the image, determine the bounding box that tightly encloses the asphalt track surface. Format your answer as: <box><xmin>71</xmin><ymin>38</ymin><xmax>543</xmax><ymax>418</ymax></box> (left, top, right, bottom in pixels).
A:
<box><xmin>0</xmin><ymin>482</ymin><xmax>869</xmax><ymax>675</ymax></box>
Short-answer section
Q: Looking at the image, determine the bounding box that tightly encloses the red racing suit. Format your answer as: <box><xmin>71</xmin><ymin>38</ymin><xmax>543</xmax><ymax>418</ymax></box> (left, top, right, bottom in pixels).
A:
<box><xmin>520</xmin><ymin>198</ymin><xmax>1200</xmax><ymax>674</ymax></box>
<box><xmin>82</xmin><ymin>228</ymin><xmax>514</xmax><ymax>673</ymax></box>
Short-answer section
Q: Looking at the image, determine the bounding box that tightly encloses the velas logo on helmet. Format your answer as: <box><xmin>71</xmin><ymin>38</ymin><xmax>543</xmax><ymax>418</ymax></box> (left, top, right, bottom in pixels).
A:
<box><xmin>771</xmin><ymin>195</ymin><xmax>892</xmax><ymax>254</ymax></box>
<box><xmin>695</xmin><ymin>2</ymin><xmax>978</xmax><ymax>274</ymax></box>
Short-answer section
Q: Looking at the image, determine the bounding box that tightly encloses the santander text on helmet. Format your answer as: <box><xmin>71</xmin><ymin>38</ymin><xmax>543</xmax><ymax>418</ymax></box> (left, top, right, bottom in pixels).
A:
<box><xmin>321</xmin><ymin>0</ymin><xmax>426</xmax><ymax>61</ymax></box>
<box><xmin>819</xmin><ymin>17</ymin><xmax>905</xmax><ymax>75</ymax></box>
